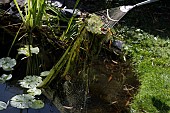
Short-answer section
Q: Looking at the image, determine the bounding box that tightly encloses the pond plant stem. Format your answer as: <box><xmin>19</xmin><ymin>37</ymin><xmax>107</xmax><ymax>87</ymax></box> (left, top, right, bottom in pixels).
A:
<box><xmin>38</xmin><ymin>24</ymin><xmax>86</xmax><ymax>88</ymax></box>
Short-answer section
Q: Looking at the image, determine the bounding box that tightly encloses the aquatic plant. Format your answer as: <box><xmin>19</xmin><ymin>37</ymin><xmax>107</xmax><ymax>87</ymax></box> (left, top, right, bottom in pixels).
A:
<box><xmin>18</xmin><ymin>45</ymin><xmax>40</xmax><ymax>57</ymax></box>
<box><xmin>0</xmin><ymin>59</ymin><xmax>44</xmax><ymax>110</ymax></box>
<box><xmin>0</xmin><ymin>57</ymin><xmax>16</xmax><ymax>71</ymax></box>
<box><xmin>40</xmin><ymin>71</ymin><xmax>50</xmax><ymax>77</ymax></box>
<box><xmin>0</xmin><ymin>101</ymin><xmax>9</xmax><ymax>110</ymax></box>
<box><xmin>38</xmin><ymin>12</ymin><xmax>104</xmax><ymax>87</ymax></box>
<box><xmin>0</xmin><ymin>74</ymin><xmax>12</xmax><ymax>83</ymax></box>
<box><xmin>13</xmin><ymin>0</ymin><xmax>46</xmax><ymax>29</ymax></box>
<box><xmin>19</xmin><ymin>75</ymin><xmax>42</xmax><ymax>96</ymax></box>
<box><xmin>8</xmin><ymin>0</ymin><xmax>46</xmax><ymax>56</ymax></box>
<box><xmin>0</xmin><ymin>61</ymin><xmax>44</xmax><ymax>110</ymax></box>
<box><xmin>10</xmin><ymin>94</ymin><xmax>44</xmax><ymax>109</ymax></box>
<box><xmin>19</xmin><ymin>75</ymin><xmax>42</xmax><ymax>89</ymax></box>
<box><xmin>85</xmin><ymin>14</ymin><xmax>104</xmax><ymax>34</ymax></box>
<box><xmin>27</xmin><ymin>87</ymin><xmax>42</xmax><ymax>96</ymax></box>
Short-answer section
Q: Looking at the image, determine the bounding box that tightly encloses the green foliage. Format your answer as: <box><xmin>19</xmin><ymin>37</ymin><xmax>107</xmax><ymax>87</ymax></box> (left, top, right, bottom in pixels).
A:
<box><xmin>38</xmin><ymin>25</ymin><xmax>86</xmax><ymax>87</ymax></box>
<box><xmin>10</xmin><ymin>94</ymin><xmax>44</xmax><ymax>109</ymax></box>
<box><xmin>38</xmin><ymin>13</ymin><xmax>104</xmax><ymax>88</ymax></box>
<box><xmin>13</xmin><ymin>0</ymin><xmax>46</xmax><ymax>29</ymax></box>
<box><xmin>0</xmin><ymin>57</ymin><xmax>44</xmax><ymax>110</ymax></box>
<box><xmin>18</xmin><ymin>45</ymin><xmax>40</xmax><ymax>57</ymax></box>
<box><xmin>27</xmin><ymin>88</ymin><xmax>42</xmax><ymax>96</ymax></box>
<box><xmin>40</xmin><ymin>71</ymin><xmax>50</xmax><ymax>77</ymax></box>
<box><xmin>85</xmin><ymin>14</ymin><xmax>104</xmax><ymax>34</ymax></box>
<box><xmin>1</xmin><ymin>0</ymin><xmax>105</xmax><ymax>111</ymax></box>
<box><xmin>10</xmin><ymin>94</ymin><xmax>34</xmax><ymax>109</ymax></box>
<box><xmin>116</xmin><ymin>26</ymin><xmax>170</xmax><ymax>112</ymax></box>
<box><xmin>19</xmin><ymin>75</ymin><xmax>42</xmax><ymax>89</ymax></box>
<box><xmin>28</xmin><ymin>100</ymin><xmax>44</xmax><ymax>109</ymax></box>
<box><xmin>0</xmin><ymin>57</ymin><xmax>16</xmax><ymax>71</ymax></box>
<box><xmin>19</xmin><ymin>75</ymin><xmax>43</xmax><ymax>96</ymax></box>
<box><xmin>0</xmin><ymin>101</ymin><xmax>8</xmax><ymax>110</ymax></box>
<box><xmin>0</xmin><ymin>74</ymin><xmax>12</xmax><ymax>83</ymax></box>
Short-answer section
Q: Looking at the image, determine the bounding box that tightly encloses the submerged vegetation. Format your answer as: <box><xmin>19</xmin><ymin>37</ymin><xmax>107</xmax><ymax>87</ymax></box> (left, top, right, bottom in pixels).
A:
<box><xmin>0</xmin><ymin>0</ymin><xmax>170</xmax><ymax>113</ymax></box>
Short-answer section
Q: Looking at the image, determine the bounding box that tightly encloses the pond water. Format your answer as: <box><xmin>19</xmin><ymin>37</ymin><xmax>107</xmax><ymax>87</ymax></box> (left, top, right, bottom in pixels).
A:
<box><xmin>0</xmin><ymin>82</ymin><xmax>60</xmax><ymax>113</ymax></box>
<box><xmin>42</xmin><ymin>56</ymin><xmax>139</xmax><ymax>113</ymax></box>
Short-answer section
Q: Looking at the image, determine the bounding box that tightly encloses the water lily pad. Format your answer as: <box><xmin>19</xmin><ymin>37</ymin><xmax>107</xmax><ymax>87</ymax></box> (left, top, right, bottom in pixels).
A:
<box><xmin>30</xmin><ymin>47</ymin><xmax>39</xmax><ymax>54</ymax></box>
<box><xmin>27</xmin><ymin>88</ymin><xmax>42</xmax><ymax>96</ymax></box>
<box><xmin>0</xmin><ymin>101</ymin><xmax>8</xmax><ymax>110</ymax></box>
<box><xmin>1</xmin><ymin>74</ymin><xmax>12</xmax><ymax>81</ymax></box>
<box><xmin>19</xmin><ymin>75</ymin><xmax>42</xmax><ymax>89</ymax></box>
<box><xmin>10</xmin><ymin>94</ymin><xmax>34</xmax><ymax>109</ymax></box>
<box><xmin>0</xmin><ymin>74</ymin><xmax>12</xmax><ymax>83</ymax></box>
<box><xmin>29</xmin><ymin>100</ymin><xmax>44</xmax><ymax>109</ymax></box>
<box><xmin>18</xmin><ymin>45</ymin><xmax>39</xmax><ymax>57</ymax></box>
<box><xmin>0</xmin><ymin>78</ymin><xmax>4</xmax><ymax>83</ymax></box>
<box><xmin>10</xmin><ymin>94</ymin><xmax>44</xmax><ymax>109</ymax></box>
<box><xmin>40</xmin><ymin>71</ymin><xmax>50</xmax><ymax>77</ymax></box>
<box><xmin>0</xmin><ymin>57</ymin><xmax>16</xmax><ymax>71</ymax></box>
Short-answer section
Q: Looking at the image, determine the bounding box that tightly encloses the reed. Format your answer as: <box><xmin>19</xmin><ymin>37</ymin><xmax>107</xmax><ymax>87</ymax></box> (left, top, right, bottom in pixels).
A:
<box><xmin>13</xmin><ymin>0</ymin><xmax>46</xmax><ymax>29</ymax></box>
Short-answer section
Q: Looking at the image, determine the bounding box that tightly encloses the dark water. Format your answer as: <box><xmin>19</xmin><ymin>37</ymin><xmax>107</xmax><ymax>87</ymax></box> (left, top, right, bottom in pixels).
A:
<box><xmin>0</xmin><ymin>83</ymin><xmax>60</xmax><ymax>113</ymax></box>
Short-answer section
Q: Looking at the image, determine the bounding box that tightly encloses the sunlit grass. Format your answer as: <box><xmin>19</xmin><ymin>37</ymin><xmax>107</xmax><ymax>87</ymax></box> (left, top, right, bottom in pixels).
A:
<box><xmin>116</xmin><ymin>26</ymin><xmax>170</xmax><ymax>112</ymax></box>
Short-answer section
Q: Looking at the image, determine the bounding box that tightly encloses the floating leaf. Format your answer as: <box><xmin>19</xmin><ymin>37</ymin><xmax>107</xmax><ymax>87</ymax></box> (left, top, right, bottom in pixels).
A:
<box><xmin>19</xmin><ymin>75</ymin><xmax>42</xmax><ymax>89</ymax></box>
<box><xmin>18</xmin><ymin>45</ymin><xmax>39</xmax><ymax>57</ymax></box>
<box><xmin>10</xmin><ymin>94</ymin><xmax>44</xmax><ymax>109</ymax></box>
<box><xmin>30</xmin><ymin>47</ymin><xmax>39</xmax><ymax>54</ymax></box>
<box><xmin>0</xmin><ymin>78</ymin><xmax>5</xmax><ymax>83</ymax></box>
<box><xmin>0</xmin><ymin>57</ymin><xmax>16</xmax><ymax>71</ymax></box>
<box><xmin>29</xmin><ymin>100</ymin><xmax>44</xmax><ymax>109</ymax></box>
<box><xmin>0</xmin><ymin>74</ymin><xmax>12</xmax><ymax>83</ymax></box>
<box><xmin>27</xmin><ymin>88</ymin><xmax>42</xmax><ymax>96</ymax></box>
<box><xmin>40</xmin><ymin>71</ymin><xmax>50</xmax><ymax>77</ymax></box>
<box><xmin>0</xmin><ymin>101</ymin><xmax>8</xmax><ymax>110</ymax></box>
<box><xmin>10</xmin><ymin>94</ymin><xmax>34</xmax><ymax>109</ymax></box>
<box><xmin>1</xmin><ymin>74</ymin><xmax>12</xmax><ymax>81</ymax></box>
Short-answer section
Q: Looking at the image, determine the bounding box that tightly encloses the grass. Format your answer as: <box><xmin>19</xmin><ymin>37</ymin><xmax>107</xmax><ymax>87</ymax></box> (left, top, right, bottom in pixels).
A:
<box><xmin>114</xmin><ymin>26</ymin><xmax>170</xmax><ymax>112</ymax></box>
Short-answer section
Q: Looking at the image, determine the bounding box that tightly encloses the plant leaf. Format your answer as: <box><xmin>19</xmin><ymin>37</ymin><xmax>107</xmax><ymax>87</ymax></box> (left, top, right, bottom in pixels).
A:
<box><xmin>10</xmin><ymin>94</ymin><xmax>34</xmax><ymax>109</ymax></box>
<box><xmin>19</xmin><ymin>75</ymin><xmax>42</xmax><ymax>89</ymax></box>
<box><xmin>85</xmin><ymin>14</ymin><xmax>104</xmax><ymax>34</ymax></box>
<box><xmin>40</xmin><ymin>71</ymin><xmax>50</xmax><ymax>77</ymax></box>
<box><xmin>18</xmin><ymin>45</ymin><xmax>39</xmax><ymax>57</ymax></box>
<box><xmin>1</xmin><ymin>74</ymin><xmax>12</xmax><ymax>81</ymax></box>
<box><xmin>0</xmin><ymin>101</ymin><xmax>8</xmax><ymax>110</ymax></box>
<box><xmin>29</xmin><ymin>100</ymin><xmax>44</xmax><ymax>109</ymax></box>
<box><xmin>27</xmin><ymin>88</ymin><xmax>42</xmax><ymax>96</ymax></box>
<box><xmin>0</xmin><ymin>57</ymin><xmax>16</xmax><ymax>71</ymax></box>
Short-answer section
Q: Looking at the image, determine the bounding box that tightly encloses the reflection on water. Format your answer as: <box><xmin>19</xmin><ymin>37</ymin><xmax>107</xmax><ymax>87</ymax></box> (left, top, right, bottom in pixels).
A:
<box><xmin>0</xmin><ymin>83</ymin><xmax>60</xmax><ymax>113</ymax></box>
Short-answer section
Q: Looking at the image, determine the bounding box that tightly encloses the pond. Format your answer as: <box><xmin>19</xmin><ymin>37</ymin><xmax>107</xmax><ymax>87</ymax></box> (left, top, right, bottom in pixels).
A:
<box><xmin>0</xmin><ymin>0</ymin><xmax>148</xmax><ymax>112</ymax></box>
<box><xmin>0</xmin><ymin>82</ymin><xmax>60</xmax><ymax>113</ymax></box>
<box><xmin>41</xmin><ymin>55</ymin><xmax>139</xmax><ymax>113</ymax></box>
<box><xmin>0</xmin><ymin>55</ymin><xmax>139</xmax><ymax>113</ymax></box>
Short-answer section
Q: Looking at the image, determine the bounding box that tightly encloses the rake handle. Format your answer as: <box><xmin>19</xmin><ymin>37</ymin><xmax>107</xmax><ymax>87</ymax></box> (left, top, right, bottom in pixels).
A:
<box><xmin>134</xmin><ymin>0</ymin><xmax>159</xmax><ymax>7</ymax></box>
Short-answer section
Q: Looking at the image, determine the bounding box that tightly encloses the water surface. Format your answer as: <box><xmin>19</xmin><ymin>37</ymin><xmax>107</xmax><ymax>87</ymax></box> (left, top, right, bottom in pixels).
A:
<box><xmin>0</xmin><ymin>82</ymin><xmax>60</xmax><ymax>113</ymax></box>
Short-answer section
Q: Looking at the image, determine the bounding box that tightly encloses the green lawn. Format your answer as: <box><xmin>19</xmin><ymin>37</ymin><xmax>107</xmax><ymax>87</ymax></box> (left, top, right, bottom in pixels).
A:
<box><xmin>115</xmin><ymin>26</ymin><xmax>170</xmax><ymax>113</ymax></box>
